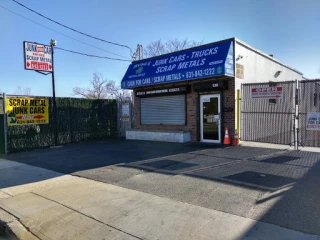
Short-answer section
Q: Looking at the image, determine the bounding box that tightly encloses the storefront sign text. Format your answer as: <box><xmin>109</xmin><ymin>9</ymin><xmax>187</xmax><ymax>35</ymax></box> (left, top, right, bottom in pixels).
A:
<box><xmin>136</xmin><ymin>87</ymin><xmax>187</xmax><ymax>97</ymax></box>
<box><xmin>193</xmin><ymin>80</ymin><xmax>228</xmax><ymax>92</ymax></box>
<box><xmin>6</xmin><ymin>98</ymin><xmax>49</xmax><ymax>126</ymax></box>
<box><xmin>122</xmin><ymin>40</ymin><xmax>234</xmax><ymax>89</ymax></box>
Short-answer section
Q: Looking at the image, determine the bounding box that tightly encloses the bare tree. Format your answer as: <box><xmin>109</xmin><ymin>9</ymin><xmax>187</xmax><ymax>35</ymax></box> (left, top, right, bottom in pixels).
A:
<box><xmin>73</xmin><ymin>73</ymin><xmax>107</xmax><ymax>99</ymax></box>
<box><xmin>144</xmin><ymin>38</ymin><xmax>203</xmax><ymax>58</ymax></box>
<box><xmin>14</xmin><ymin>86</ymin><xmax>32</xmax><ymax>96</ymax></box>
<box><xmin>105</xmin><ymin>80</ymin><xmax>131</xmax><ymax>100</ymax></box>
<box><xmin>73</xmin><ymin>73</ymin><xmax>130</xmax><ymax>100</ymax></box>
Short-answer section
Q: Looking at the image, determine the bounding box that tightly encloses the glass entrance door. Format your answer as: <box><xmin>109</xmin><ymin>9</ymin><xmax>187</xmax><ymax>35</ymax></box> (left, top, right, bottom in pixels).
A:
<box><xmin>200</xmin><ymin>94</ymin><xmax>221</xmax><ymax>143</ymax></box>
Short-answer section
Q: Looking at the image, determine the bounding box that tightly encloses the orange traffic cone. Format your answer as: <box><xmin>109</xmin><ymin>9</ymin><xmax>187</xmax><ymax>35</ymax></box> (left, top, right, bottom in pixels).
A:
<box><xmin>233</xmin><ymin>129</ymin><xmax>239</xmax><ymax>146</ymax></box>
<box><xmin>223</xmin><ymin>128</ymin><xmax>230</xmax><ymax>145</ymax></box>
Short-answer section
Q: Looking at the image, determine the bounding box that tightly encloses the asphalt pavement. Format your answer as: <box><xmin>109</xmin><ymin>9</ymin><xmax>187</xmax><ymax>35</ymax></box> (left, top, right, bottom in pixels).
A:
<box><xmin>2</xmin><ymin>139</ymin><xmax>320</xmax><ymax>236</ymax></box>
<box><xmin>2</xmin><ymin>139</ymin><xmax>213</xmax><ymax>173</ymax></box>
<box><xmin>1</xmin><ymin>159</ymin><xmax>317</xmax><ymax>240</ymax></box>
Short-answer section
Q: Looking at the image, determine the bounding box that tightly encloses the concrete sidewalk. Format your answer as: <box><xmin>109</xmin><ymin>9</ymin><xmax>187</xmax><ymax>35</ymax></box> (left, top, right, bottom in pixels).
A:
<box><xmin>0</xmin><ymin>159</ymin><xmax>318</xmax><ymax>240</ymax></box>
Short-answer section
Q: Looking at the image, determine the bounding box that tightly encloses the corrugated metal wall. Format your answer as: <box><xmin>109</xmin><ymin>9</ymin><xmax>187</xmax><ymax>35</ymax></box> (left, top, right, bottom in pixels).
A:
<box><xmin>141</xmin><ymin>95</ymin><xmax>185</xmax><ymax>125</ymax></box>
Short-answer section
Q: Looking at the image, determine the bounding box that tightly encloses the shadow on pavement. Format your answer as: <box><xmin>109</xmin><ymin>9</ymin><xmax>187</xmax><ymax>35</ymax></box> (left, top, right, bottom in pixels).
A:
<box><xmin>0</xmin><ymin>139</ymin><xmax>220</xmax><ymax>190</ymax></box>
<box><xmin>1</xmin><ymin>139</ymin><xmax>320</xmax><ymax>236</ymax></box>
<box><xmin>116</xmin><ymin>149</ymin><xmax>320</xmax><ymax>236</ymax></box>
<box><xmin>1</xmin><ymin>139</ymin><xmax>217</xmax><ymax>174</ymax></box>
<box><xmin>240</xmin><ymin>156</ymin><xmax>320</xmax><ymax>238</ymax></box>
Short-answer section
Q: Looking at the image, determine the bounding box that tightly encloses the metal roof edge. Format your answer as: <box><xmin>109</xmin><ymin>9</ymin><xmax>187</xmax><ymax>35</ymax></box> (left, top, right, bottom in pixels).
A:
<box><xmin>132</xmin><ymin>37</ymin><xmax>236</xmax><ymax>63</ymax></box>
<box><xmin>235</xmin><ymin>38</ymin><xmax>303</xmax><ymax>76</ymax></box>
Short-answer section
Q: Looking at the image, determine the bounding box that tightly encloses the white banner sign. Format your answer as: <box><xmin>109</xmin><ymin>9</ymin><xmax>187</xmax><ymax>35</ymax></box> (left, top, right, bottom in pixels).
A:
<box><xmin>24</xmin><ymin>41</ymin><xmax>52</xmax><ymax>72</ymax></box>
<box><xmin>122</xmin><ymin>99</ymin><xmax>130</xmax><ymax>121</ymax></box>
<box><xmin>251</xmin><ymin>87</ymin><xmax>283</xmax><ymax>99</ymax></box>
<box><xmin>306</xmin><ymin>112</ymin><xmax>320</xmax><ymax>130</ymax></box>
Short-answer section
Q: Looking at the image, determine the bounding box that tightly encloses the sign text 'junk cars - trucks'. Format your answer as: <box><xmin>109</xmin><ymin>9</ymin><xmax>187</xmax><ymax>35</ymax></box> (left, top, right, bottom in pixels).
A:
<box><xmin>24</xmin><ymin>41</ymin><xmax>52</xmax><ymax>72</ymax></box>
<box><xmin>121</xmin><ymin>40</ymin><xmax>234</xmax><ymax>89</ymax></box>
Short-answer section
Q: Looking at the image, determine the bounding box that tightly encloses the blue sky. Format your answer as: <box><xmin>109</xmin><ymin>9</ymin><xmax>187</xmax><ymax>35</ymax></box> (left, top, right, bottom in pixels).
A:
<box><xmin>0</xmin><ymin>0</ymin><xmax>319</xmax><ymax>97</ymax></box>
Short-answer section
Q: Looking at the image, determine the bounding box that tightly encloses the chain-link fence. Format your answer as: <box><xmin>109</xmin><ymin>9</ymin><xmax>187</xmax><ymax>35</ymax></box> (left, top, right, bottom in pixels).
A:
<box><xmin>4</xmin><ymin>96</ymin><xmax>117</xmax><ymax>152</ymax></box>
<box><xmin>241</xmin><ymin>81</ymin><xmax>295</xmax><ymax>145</ymax></box>
<box><xmin>117</xmin><ymin>98</ymin><xmax>134</xmax><ymax>137</ymax></box>
<box><xmin>299</xmin><ymin>80</ymin><xmax>320</xmax><ymax>147</ymax></box>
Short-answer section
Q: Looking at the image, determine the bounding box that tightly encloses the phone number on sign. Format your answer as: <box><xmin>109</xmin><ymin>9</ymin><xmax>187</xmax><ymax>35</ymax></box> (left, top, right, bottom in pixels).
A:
<box><xmin>186</xmin><ymin>68</ymin><xmax>216</xmax><ymax>78</ymax></box>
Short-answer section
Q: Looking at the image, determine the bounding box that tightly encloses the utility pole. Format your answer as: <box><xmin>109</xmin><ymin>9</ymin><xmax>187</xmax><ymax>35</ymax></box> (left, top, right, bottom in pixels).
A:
<box><xmin>132</xmin><ymin>44</ymin><xmax>143</xmax><ymax>61</ymax></box>
<box><xmin>3</xmin><ymin>93</ymin><xmax>8</xmax><ymax>154</ymax></box>
<box><xmin>50</xmin><ymin>39</ymin><xmax>58</xmax><ymax>146</ymax></box>
<box><xmin>141</xmin><ymin>45</ymin><xmax>143</xmax><ymax>59</ymax></box>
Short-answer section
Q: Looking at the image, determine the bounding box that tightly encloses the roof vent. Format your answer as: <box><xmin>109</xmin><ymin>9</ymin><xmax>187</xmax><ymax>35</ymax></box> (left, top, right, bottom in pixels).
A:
<box><xmin>269</xmin><ymin>54</ymin><xmax>274</xmax><ymax>58</ymax></box>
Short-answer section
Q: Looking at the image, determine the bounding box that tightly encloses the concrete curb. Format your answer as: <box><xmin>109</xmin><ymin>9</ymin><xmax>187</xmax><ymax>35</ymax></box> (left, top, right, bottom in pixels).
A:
<box><xmin>0</xmin><ymin>208</ymin><xmax>39</xmax><ymax>240</ymax></box>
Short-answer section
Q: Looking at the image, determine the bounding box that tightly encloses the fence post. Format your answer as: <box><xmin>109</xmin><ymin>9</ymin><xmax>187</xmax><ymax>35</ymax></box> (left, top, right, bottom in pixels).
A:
<box><xmin>236</xmin><ymin>89</ymin><xmax>241</xmax><ymax>140</ymax></box>
<box><xmin>117</xmin><ymin>99</ymin><xmax>121</xmax><ymax>137</ymax></box>
<box><xmin>294</xmin><ymin>79</ymin><xmax>299</xmax><ymax>150</ymax></box>
<box><xmin>68</xmin><ymin>98</ymin><xmax>74</xmax><ymax>143</ymax></box>
<box><xmin>3</xmin><ymin>93</ymin><xmax>8</xmax><ymax>154</ymax></box>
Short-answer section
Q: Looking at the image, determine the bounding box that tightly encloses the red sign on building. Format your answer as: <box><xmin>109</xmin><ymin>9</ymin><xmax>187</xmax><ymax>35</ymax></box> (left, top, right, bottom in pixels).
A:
<box><xmin>251</xmin><ymin>87</ymin><xmax>283</xmax><ymax>99</ymax></box>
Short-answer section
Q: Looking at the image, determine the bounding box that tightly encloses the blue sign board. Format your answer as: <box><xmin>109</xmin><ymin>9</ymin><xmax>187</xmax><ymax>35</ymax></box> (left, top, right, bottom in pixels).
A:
<box><xmin>121</xmin><ymin>40</ymin><xmax>234</xmax><ymax>89</ymax></box>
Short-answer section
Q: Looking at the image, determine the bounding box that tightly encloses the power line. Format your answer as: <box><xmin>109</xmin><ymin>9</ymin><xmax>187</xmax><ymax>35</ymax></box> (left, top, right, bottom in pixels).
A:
<box><xmin>0</xmin><ymin>5</ymin><xmax>131</xmax><ymax>60</ymax></box>
<box><xmin>55</xmin><ymin>47</ymin><xmax>131</xmax><ymax>61</ymax></box>
<box><xmin>12</xmin><ymin>0</ymin><xmax>133</xmax><ymax>55</ymax></box>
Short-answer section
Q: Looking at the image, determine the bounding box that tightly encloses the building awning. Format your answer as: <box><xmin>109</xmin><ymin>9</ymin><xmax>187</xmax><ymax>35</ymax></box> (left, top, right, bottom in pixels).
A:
<box><xmin>121</xmin><ymin>39</ymin><xmax>234</xmax><ymax>89</ymax></box>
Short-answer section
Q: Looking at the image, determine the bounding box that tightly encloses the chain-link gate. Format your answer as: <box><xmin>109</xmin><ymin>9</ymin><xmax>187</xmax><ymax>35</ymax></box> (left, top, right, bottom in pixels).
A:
<box><xmin>241</xmin><ymin>79</ymin><xmax>320</xmax><ymax>148</ymax></box>
<box><xmin>299</xmin><ymin>80</ymin><xmax>320</xmax><ymax>147</ymax></box>
<box><xmin>241</xmin><ymin>81</ymin><xmax>296</xmax><ymax>145</ymax></box>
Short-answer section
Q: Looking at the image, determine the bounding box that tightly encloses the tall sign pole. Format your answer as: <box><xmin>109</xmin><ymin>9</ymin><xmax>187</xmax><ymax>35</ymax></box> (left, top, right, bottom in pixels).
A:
<box><xmin>22</xmin><ymin>40</ymin><xmax>56</xmax><ymax>146</ymax></box>
<box><xmin>50</xmin><ymin>39</ymin><xmax>58</xmax><ymax>146</ymax></box>
<box><xmin>3</xmin><ymin>93</ymin><xmax>8</xmax><ymax>154</ymax></box>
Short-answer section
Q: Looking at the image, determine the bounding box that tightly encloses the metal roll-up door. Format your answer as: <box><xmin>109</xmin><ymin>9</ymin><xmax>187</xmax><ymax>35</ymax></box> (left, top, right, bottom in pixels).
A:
<box><xmin>141</xmin><ymin>95</ymin><xmax>185</xmax><ymax>125</ymax></box>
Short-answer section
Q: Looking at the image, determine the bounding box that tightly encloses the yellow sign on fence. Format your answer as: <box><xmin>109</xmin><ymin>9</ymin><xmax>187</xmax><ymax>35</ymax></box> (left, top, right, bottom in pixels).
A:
<box><xmin>6</xmin><ymin>98</ymin><xmax>49</xmax><ymax>126</ymax></box>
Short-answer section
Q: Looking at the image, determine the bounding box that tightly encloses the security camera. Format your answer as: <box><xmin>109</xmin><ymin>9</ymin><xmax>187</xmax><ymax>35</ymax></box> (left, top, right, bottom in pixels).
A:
<box><xmin>236</xmin><ymin>54</ymin><xmax>243</xmax><ymax>61</ymax></box>
<box><xmin>50</xmin><ymin>39</ymin><xmax>57</xmax><ymax>46</ymax></box>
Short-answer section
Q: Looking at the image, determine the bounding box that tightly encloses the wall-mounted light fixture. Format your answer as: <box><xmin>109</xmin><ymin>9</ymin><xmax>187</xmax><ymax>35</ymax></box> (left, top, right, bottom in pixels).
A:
<box><xmin>236</xmin><ymin>54</ymin><xmax>243</xmax><ymax>61</ymax></box>
<box><xmin>275</xmin><ymin>70</ymin><xmax>282</xmax><ymax>78</ymax></box>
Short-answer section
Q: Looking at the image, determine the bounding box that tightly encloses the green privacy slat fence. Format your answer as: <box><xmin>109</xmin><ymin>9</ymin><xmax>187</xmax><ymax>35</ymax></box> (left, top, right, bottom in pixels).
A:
<box><xmin>7</xmin><ymin>97</ymin><xmax>117</xmax><ymax>152</ymax></box>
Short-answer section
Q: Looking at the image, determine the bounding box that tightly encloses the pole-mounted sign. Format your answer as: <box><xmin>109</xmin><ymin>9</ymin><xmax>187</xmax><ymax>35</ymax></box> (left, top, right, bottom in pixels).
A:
<box><xmin>21</xmin><ymin>40</ymin><xmax>58</xmax><ymax>145</ymax></box>
<box><xmin>24</xmin><ymin>41</ymin><xmax>53</xmax><ymax>72</ymax></box>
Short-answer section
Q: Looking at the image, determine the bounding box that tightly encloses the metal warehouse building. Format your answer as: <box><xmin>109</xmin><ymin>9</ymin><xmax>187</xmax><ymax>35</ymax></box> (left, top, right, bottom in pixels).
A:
<box><xmin>121</xmin><ymin>38</ymin><xmax>304</xmax><ymax>144</ymax></box>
